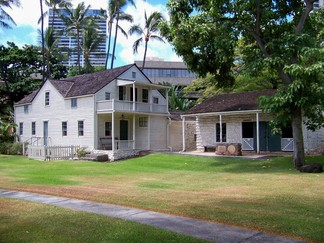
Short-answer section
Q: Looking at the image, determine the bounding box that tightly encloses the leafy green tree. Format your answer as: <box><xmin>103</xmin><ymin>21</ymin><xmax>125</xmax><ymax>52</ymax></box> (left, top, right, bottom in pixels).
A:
<box><xmin>101</xmin><ymin>0</ymin><xmax>133</xmax><ymax>69</ymax></box>
<box><xmin>0</xmin><ymin>0</ymin><xmax>20</xmax><ymax>29</ymax></box>
<box><xmin>0</xmin><ymin>42</ymin><xmax>42</xmax><ymax>110</ymax></box>
<box><xmin>129</xmin><ymin>11</ymin><xmax>165</xmax><ymax>70</ymax></box>
<box><xmin>110</xmin><ymin>0</ymin><xmax>136</xmax><ymax>69</ymax></box>
<box><xmin>38</xmin><ymin>0</ymin><xmax>72</xmax><ymax>27</ymax></box>
<box><xmin>60</xmin><ymin>2</ymin><xmax>91</xmax><ymax>74</ymax></box>
<box><xmin>82</xmin><ymin>19</ymin><xmax>105</xmax><ymax>73</ymax></box>
<box><xmin>162</xmin><ymin>0</ymin><xmax>324</xmax><ymax>168</ymax></box>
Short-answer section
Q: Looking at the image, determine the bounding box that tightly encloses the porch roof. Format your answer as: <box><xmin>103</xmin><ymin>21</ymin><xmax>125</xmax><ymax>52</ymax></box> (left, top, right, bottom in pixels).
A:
<box><xmin>116</xmin><ymin>79</ymin><xmax>169</xmax><ymax>90</ymax></box>
<box><xmin>182</xmin><ymin>89</ymin><xmax>276</xmax><ymax>118</ymax></box>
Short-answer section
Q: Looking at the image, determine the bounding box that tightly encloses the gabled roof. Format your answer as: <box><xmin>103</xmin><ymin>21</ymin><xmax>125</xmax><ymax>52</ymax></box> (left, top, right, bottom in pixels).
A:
<box><xmin>60</xmin><ymin>64</ymin><xmax>134</xmax><ymax>98</ymax></box>
<box><xmin>184</xmin><ymin>89</ymin><xmax>276</xmax><ymax>115</ymax></box>
<box><xmin>15</xmin><ymin>89</ymin><xmax>39</xmax><ymax>105</ymax></box>
<box><xmin>15</xmin><ymin>64</ymin><xmax>135</xmax><ymax>105</ymax></box>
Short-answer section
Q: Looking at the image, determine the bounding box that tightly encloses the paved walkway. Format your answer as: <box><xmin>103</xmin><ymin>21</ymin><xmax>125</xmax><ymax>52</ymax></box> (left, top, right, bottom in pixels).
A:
<box><xmin>1</xmin><ymin>189</ymin><xmax>304</xmax><ymax>243</ymax></box>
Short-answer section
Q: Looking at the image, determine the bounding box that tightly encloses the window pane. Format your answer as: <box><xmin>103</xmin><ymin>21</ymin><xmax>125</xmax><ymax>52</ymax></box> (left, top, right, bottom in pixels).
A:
<box><xmin>71</xmin><ymin>98</ymin><xmax>77</xmax><ymax>108</ymax></box>
<box><xmin>45</xmin><ymin>92</ymin><xmax>50</xmax><ymax>106</ymax></box>
<box><xmin>78</xmin><ymin>121</ymin><xmax>84</xmax><ymax>136</ymax></box>
<box><xmin>142</xmin><ymin>89</ymin><xmax>148</xmax><ymax>103</ymax></box>
<box><xmin>32</xmin><ymin>122</ymin><xmax>36</xmax><ymax>135</ymax></box>
<box><xmin>62</xmin><ymin>122</ymin><xmax>67</xmax><ymax>136</ymax></box>
<box><xmin>105</xmin><ymin>122</ymin><xmax>112</xmax><ymax>136</ymax></box>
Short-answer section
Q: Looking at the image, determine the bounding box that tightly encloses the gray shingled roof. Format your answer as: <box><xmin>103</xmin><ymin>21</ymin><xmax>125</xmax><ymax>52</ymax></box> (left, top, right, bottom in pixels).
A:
<box><xmin>15</xmin><ymin>64</ymin><xmax>134</xmax><ymax>105</ymax></box>
<box><xmin>184</xmin><ymin>89</ymin><xmax>276</xmax><ymax>115</ymax></box>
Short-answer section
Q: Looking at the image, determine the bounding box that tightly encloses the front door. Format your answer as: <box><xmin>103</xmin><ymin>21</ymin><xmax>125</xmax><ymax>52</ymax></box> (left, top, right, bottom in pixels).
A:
<box><xmin>43</xmin><ymin>121</ymin><xmax>48</xmax><ymax>146</ymax></box>
<box><xmin>120</xmin><ymin>120</ymin><xmax>128</xmax><ymax>140</ymax></box>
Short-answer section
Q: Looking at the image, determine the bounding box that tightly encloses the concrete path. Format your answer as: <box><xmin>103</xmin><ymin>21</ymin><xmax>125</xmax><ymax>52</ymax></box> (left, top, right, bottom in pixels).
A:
<box><xmin>0</xmin><ymin>189</ymin><xmax>304</xmax><ymax>243</ymax></box>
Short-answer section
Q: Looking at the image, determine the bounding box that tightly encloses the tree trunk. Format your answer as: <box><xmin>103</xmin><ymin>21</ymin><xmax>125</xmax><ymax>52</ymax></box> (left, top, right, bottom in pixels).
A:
<box><xmin>111</xmin><ymin>2</ymin><xmax>120</xmax><ymax>69</ymax></box>
<box><xmin>291</xmin><ymin>108</ymin><xmax>305</xmax><ymax>169</ymax></box>
<box><xmin>105</xmin><ymin>21</ymin><xmax>113</xmax><ymax>69</ymax></box>
<box><xmin>40</xmin><ymin>0</ymin><xmax>45</xmax><ymax>84</ymax></box>
<box><xmin>142</xmin><ymin>40</ymin><xmax>148</xmax><ymax>70</ymax></box>
<box><xmin>77</xmin><ymin>29</ymin><xmax>81</xmax><ymax>74</ymax></box>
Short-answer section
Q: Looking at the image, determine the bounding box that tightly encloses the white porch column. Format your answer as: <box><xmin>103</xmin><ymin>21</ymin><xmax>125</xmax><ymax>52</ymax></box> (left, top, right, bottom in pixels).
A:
<box><xmin>112</xmin><ymin>112</ymin><xmax>115</xmax><ymax>151</ymax></box>
<box><xmin>256</xmin><ymin>112</ymin><xmax>260</xmax><ymax>154</ymax></box>
<box><xmin>133</xmin><ymin>114</ymin><xmax>136</xmax><ymax>149</ymax></box>
<box><xmin>132</xmin><ymin>82</ymin><xmax>136</xmax><ymax>111</ymax></box>
<box><xmin>182</xmin><ymin>117</ymin><xmax>186</xmax><ymax>151</ymax></box>
<box><xmin>148</xmin><ymin>115</ymin><xmax>151</xmax><ymax>150</ymax></box>
<box><xmin>166</xmin><ymin>88</ymin><xmax>169</xmax><ymax>113</ymax></box>
<box><xmin>219</xmin><ymin>114</ymin><xmax>223</xmax><ymax>142</ymax></box>
<box><xmin>149</xmin><ymin>86</ymin><xmax>152</xmax><ymax>112</ymax></box>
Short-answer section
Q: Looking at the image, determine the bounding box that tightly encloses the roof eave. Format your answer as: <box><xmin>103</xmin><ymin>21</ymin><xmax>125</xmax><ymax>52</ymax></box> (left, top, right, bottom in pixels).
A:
<box><xmin>181</xmin><ymin>109</ymin><xmax>264</xmax><ymax>118</ymax></box>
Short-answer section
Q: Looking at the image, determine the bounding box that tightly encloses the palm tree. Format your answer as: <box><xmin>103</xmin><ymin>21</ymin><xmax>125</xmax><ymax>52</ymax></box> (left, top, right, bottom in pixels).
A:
<box><xmin>101</xmin><ymin>0</ymin><xmax>133</xmax><ymax>69</ymax></box>
<box><xmin>129</xmin><ymin>11</ymin><xmax>165</xmax><ymax>70</ymax></box>
<box><xmin>82</xmin><ymin>19</ymin><xmax>105</xmax><ymax>73</ymax></box>
<box><xmin>38</xmin><ymin>0</ymin><xmax>72</xmax><ymax>28</ymax></box>
<box><xmin>0</xmin><ymin>0</ymin><xmax>20</xmax><ymax>29</ymax></box>
<box><xmin>60</xmin><ymin>2</ymin><xmax>91</xmax><ymax>74</ymax></box>
<box><xmin>43</xmin><ymin>27</ymin><xmax>60</xmax><ymax>78</ymax></box>
<box><xmin>110</xmin><ymin>0</ymin><xmax>136</xmax><ymax>69</ymax></box>
<box><xmin>39</xmin><ymin>0</ymin><xmax>46</xmax><ymax>84</ymax></box>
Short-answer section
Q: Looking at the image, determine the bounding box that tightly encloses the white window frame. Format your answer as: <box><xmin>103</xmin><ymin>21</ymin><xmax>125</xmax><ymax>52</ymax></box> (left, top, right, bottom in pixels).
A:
<box><xmin>139</xmin><ymin>117</ymin><xmax>148</xmax><ymax>127</ymax></box>
<box><xmin>78</xmin><ymin>120</ymin><xmax>84</xmax><ymax>136</ymax></box>
<box><xmin>62</xmin><ymin>121</ymin><xmax>67</xmax><ymax>136</ymax></box>
<box><xmin>71</xmin><ymin>98</ymin><xmax>77</xmax><ymax>108</ymax></box>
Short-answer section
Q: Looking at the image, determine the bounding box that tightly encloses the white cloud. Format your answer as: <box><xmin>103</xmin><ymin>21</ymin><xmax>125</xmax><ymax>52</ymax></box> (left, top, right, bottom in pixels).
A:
<box><xmin>116</xmin><ymin>0</ymin><xmax>182</xmax><ymax>64</ymax></box>
<box><xmin>2</xmin><ymin>0</ymin><xmax>180</xmax><ymax>64</ymax></box>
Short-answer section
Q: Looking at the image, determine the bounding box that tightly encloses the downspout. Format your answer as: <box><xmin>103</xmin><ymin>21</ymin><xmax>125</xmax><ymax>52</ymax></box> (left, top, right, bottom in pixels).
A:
<box><xmin>167</xmin><ymin>117</ymin><xmax>173</xmax><ymax>151</ymax></box>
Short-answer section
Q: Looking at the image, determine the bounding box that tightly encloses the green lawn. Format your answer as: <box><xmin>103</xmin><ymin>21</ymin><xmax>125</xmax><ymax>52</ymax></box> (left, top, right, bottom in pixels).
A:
<box><xmin>0</xmin><ymin>153</ymin><xmax>323</xmax><ymax>242</ymax></box>
<box><xmin>0</xmin><ymin>198</ymin><xmax>206</xmax><ymax>243</ymax></box>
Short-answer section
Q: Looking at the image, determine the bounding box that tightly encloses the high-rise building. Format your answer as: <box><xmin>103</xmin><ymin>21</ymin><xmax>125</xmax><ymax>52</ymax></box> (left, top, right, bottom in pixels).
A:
<box><xmin>48</xmin><ymin>8</ymin><xmax>107</xmax><ymax>68</ymax></box>
<box><xmin>135</xmin><ymin>57</ymin><xmax>197</xmax><ymax>87</ymax></box>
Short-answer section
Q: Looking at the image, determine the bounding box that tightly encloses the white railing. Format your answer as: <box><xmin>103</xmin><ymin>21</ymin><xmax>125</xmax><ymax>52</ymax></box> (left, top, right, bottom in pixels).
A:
<box><xmin>242</xmin><ymin>138</ymin><xmax>254</xmax><ymax>150</ymax></box>
<box><xmin>115</xmin><ymin>140</ymin><xmax>134</xmax><ymax>150</ymax></box>
<box><xmin>96</xmin><ymin>99</ymin><xmax>168</xmax><ymax>114</ymax></box>
<box><xmin>281</xmin><ymin>138</ymin><xmax>294</xmax><ymax>151</ymax></box>
<box><xmin>28</xmin><ymin>145</ymin><xmax>80</xmax><ymax>161</ymax></box>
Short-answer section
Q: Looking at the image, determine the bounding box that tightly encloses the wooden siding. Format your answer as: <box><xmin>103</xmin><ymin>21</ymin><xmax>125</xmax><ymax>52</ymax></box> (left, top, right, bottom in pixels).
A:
<box><xmin>15</xmin><ymin>81</ymin><xmax>95</xmax><ymax>149</ymax></box>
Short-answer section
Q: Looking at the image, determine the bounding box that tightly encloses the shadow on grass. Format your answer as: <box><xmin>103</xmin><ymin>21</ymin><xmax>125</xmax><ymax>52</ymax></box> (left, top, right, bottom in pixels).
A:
<box><xmin>207</xmin><ymin>155</ymin><xmax>324</xmax><ymax>174</ymax></box>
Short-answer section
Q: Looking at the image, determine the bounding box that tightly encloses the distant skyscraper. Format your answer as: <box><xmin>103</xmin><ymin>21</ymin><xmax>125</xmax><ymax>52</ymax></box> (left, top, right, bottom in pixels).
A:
<box><xmin>48</xmin><ymin>8</ymin><xmax>107</xmax><ymax>68</ymax></box>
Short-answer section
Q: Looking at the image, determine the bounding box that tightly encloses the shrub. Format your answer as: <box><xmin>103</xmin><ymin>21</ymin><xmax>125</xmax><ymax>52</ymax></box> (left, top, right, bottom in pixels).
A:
<box><xmin>0</xmin><ymin>142</ymin><xmax>23</xmax><ymax>155</ymax></box>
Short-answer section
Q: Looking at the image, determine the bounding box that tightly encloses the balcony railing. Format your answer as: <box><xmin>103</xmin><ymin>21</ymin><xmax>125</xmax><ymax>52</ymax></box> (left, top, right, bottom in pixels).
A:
<box><xmin>97</xmin><ymin>100</ymin><xmax>168</xmax><ymax>114</ymax></box>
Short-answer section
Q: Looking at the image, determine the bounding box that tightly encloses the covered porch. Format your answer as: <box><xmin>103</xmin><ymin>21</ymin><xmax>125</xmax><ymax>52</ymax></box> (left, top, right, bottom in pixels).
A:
<box><xmin>181</xmin><ymin>110</ymin><xmax>294</xmax><ymax>154</ymax></box>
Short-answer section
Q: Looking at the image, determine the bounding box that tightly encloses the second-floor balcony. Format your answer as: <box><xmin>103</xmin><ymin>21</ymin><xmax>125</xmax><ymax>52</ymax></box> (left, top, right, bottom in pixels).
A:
<box><xmin>97</xmin><ymin>99</ymin><xmax>168</xmax><ymax>114</ymax></box>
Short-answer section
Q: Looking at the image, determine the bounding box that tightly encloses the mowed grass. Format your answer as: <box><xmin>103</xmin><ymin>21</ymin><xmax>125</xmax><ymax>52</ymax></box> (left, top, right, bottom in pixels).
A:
<box><xmin>0</xmin><ymin>153</ymin><xmax>323</xmax><ymax>242</ymax></box>
<box><xmin>0</xmin><ymin>198</ymin><xmax>206</xmax><ymax>243</ymax></box>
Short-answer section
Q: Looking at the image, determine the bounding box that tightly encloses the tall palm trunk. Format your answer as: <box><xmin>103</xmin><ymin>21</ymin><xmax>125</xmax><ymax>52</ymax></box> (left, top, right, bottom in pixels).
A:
<box><xmin>111</xmin><ymin>1</ymin><xmax>120</xmax><ymax>69</ymax></box>
<box><xmin>291</xmin><ymin>108</ymin><xmax>305</xmax><ymax>169</ymax></box>
<box><xmin>76</xmin><ymin>29</ymin><xmax>81</xmax><ymax>73</ymax></box>
<box><xmin>40</xmin><ymin>0</ymin><xmax>46</xmax><ymax>84</ymax></box>
<box><xmin>142</xmin><ymin>37</ymin><xmax>149</xmax><ymax>70</ymax></box>
<box><xmin>105</xmin><ymin>20</ymin><xmax>113</xmax><ymax>69</ymax></box>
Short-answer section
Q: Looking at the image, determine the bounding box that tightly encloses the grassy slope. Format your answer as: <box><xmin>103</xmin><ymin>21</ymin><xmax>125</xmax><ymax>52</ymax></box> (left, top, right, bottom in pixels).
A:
<box><xmin>0</xmin><ymin>198</ymin><xmax>206</xmax><ymax>243</ymax></box>
<box><xmin>0</xmin><ymin>154</ymin><xmax>323</xmax><ymax>242</ymax></box>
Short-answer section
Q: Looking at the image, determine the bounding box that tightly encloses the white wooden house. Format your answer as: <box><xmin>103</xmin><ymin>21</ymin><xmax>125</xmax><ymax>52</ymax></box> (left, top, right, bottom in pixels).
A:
<box><xmin>14</xmin><ymin>64</ymin><xmax>170</xmax><ymax>160</ymax></box>
<box><xmin>181</xmin><ymin>90</ymin><xmax>324</xmax><ymax>154</ymax></box>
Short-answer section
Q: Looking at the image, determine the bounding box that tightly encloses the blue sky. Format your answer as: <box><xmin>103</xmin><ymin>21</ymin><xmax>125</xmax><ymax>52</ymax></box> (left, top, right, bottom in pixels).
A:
<box><xmin>0</xmin><ymin>0</ymin><xmax>180</xmax><ymax>67</ymax></box>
